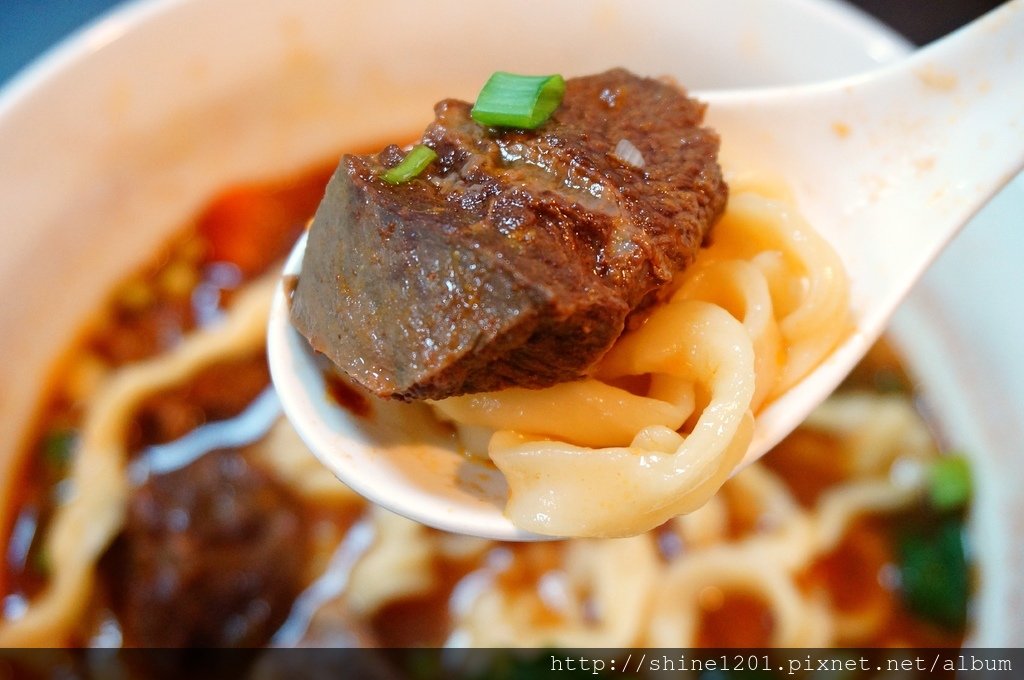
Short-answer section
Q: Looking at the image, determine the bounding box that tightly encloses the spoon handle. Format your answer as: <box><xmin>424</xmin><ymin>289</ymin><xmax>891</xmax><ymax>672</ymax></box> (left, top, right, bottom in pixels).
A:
<box><xmin>705</xmin><ymin>0</ymin><xmax>1024</xmax><ymax>332</ymax></box>
<box><xmin>846</xmin><ymin>0</ymin><xmax>1024</xmax><ymax>327</ymax></box>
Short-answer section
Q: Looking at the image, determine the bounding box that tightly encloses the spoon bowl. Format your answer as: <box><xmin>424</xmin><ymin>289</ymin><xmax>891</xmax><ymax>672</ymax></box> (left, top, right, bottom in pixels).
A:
<box><xmin>269</xmin><ymin>0</ymin><xmax>1024</xmax><ymax>540</ymax></box>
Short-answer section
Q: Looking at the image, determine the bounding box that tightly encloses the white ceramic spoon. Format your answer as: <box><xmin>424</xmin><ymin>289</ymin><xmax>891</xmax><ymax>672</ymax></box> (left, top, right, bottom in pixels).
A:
<box><xmin>268</xmin><ymin>0</ymin><xmax>1024</xmax><ymax>541</ymax></box>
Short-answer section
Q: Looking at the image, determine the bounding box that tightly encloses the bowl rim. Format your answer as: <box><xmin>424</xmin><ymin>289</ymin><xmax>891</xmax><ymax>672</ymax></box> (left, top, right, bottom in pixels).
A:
<box><xmin>0</xmin><ymin>0</ymin><xmax>913</xmax><ymax>115</ymax></box>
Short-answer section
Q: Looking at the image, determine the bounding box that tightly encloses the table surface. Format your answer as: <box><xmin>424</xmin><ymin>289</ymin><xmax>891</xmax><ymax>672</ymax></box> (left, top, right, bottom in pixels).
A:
<box><xmin>0</xmin><ymin>0</ymin><xmax>1007</xmax><ymax>88</ymax></box>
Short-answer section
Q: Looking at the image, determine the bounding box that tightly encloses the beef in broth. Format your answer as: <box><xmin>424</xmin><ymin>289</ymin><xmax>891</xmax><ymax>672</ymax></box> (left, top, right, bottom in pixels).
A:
<box><xmin>109</xmin><ymin>448</ymin><xmax>305</xmax><ymax>647</ymax></box>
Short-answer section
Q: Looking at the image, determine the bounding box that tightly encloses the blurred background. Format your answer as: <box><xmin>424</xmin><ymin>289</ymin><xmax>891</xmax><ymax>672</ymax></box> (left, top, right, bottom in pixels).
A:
<box><xmin>0</xmin><ymin>0</ymin><xmax>1009</xmax><ymax>86</ymax></box>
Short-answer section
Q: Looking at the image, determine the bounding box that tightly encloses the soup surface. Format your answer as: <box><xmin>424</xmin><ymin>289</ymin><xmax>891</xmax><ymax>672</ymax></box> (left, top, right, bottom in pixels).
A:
<box><xmin>1</xmin><ymin>157</ymin><xmax>971</xmax><ymax>649</ymax></box>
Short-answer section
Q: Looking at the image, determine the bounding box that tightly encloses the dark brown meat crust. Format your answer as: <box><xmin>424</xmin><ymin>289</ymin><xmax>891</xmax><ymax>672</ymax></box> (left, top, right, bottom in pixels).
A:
<box><xmin>291</xmin><ymin>68</ymin><xmax>727</xmax><ymax>400</ymax></box>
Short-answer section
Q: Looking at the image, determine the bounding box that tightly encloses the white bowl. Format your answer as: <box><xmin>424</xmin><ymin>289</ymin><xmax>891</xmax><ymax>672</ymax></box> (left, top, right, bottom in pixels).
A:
<box><xmin>0</xmin><ymin>0</ymin><xmax>1019</xmax><ymax>645</ymax></box>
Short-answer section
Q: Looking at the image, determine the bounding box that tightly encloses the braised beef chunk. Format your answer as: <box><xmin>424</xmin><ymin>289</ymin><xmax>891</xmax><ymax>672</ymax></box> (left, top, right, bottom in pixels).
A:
<box><xmin>292</xmin><ymin>68</ymin><xmax>727</xmax><ymax>400</ymax></box>
<box><xmin>110</xmin><ymin>449</ymin><xmax>305</xmax><ymax>647</ymax></box>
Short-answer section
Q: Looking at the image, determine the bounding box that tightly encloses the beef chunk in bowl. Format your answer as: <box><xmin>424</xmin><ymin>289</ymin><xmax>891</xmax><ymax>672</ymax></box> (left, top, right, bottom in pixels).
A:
<box><xmin>107</xmin><ymin>449</ymin><xmax>306</xmax><ymax>647</ymax></box>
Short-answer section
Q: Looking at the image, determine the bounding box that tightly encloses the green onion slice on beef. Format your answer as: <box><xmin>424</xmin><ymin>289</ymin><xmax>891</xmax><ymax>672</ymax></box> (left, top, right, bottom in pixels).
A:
<box><xmin>471</xmin><ymin>72</ymin><xmax>566</xmax><ymax>129</ymax></box>
<box><xmin>380</xmin><ymin>144</ymin><xmax>437</xmax><ymax>184</ymax></box>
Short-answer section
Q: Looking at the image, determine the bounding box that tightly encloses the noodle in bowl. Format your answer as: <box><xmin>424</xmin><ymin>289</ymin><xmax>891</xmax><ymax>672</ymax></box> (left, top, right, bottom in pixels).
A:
<box><xmin>0</xmin><ymin>0</ymin><xmax>1021</xmax><ymax>647</ymax></box>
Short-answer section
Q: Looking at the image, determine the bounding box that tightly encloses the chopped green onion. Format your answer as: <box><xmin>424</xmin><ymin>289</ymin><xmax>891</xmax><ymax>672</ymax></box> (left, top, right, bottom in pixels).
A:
<box><xmin>30</xmin><ymin>544</ymin><xmax>51</xmax><ymax>577</ymax></box>
<box><xmin>471</xmin><ymin>72</ymin><xmax>566</xmax><ymax>129</ymax></box>
<box><xmin>42</xmin><ymin>429</ymin><xmax>76</xmax><ymax>471</ymax></box>
<box><xmin>927</xmin><ymin>454</ymin><xmax>972</xmax><ymax>511</ymax></box>
<box><xmin>380</xmin><ymin>144</ymin><xmax>437</xmax><ymax>184</ymax></box>
<box><xmin>873</xmin><ymin>367</ymin><xmax>910</xmax><ymax>394</ymax></box>
<box><xmin>897</xmin><ymin>516</ymin><xmax>969</xmax><ymax>630</ymax></box>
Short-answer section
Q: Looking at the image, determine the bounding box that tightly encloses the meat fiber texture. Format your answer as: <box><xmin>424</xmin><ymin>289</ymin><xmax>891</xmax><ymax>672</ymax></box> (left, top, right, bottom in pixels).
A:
<box><xmin>291</xmin><ymin>69</ymin><xmax>727</xmax><ymax>401</ymax></box>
